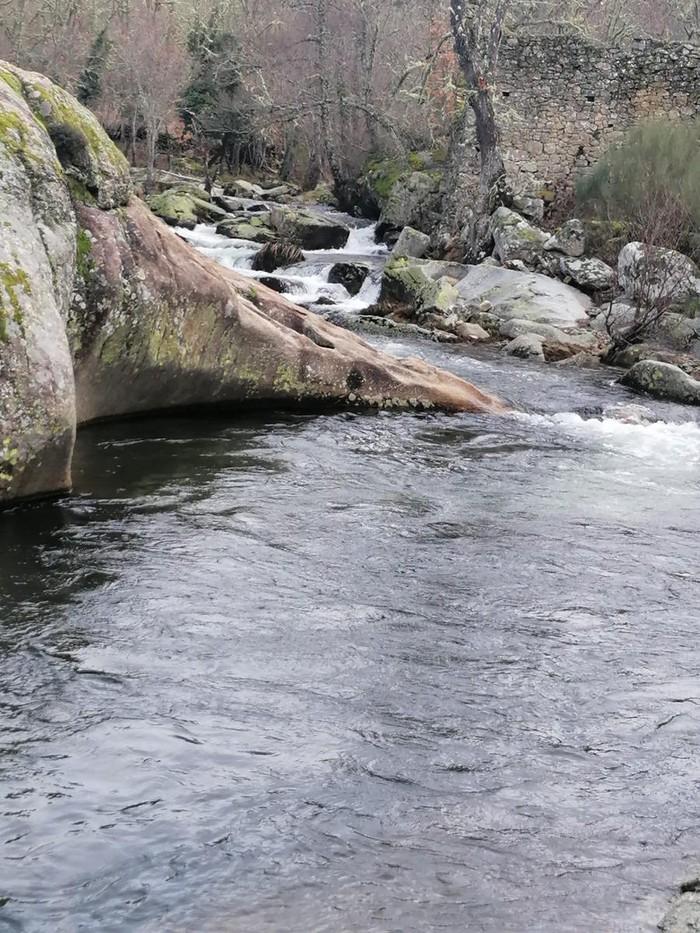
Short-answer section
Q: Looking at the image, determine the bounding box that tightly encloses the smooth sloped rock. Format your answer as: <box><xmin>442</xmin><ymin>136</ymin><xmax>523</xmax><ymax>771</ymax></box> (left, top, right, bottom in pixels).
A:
<box><xmin>270</xmin><ymin>207</ymin><xmax>350</xmax><ymax>250</ymax></box>
<box><xmin>559</xmin><ymin>256</ymin><xmax>616</xmax><ymax>292</ymax></box>
<box><xmin>489</xmin><ymin>207</ymin><xmax>548</xmax><ymax>264</ymax></box>
<box><xmin>619</xmin><ymin>360</ymin><xmax>700</xmax><ymax>404</ymax></box>
<box><xmin>328</xmin><ymin>262</ymin><xmax>370</xmax><ymax>296</ymax></box>
<box><xmin>392</xmin><ymin>226</ymin><xmax>431</xmax><ymax>259</ymax></box>
<box><xmin>544</xmin><ymin>219</ymin><xmax>586</xmax><ymax>257</ymax></box>
<box><xmin>71</xmin><ymin>197</ymin><xmax>505</xmax><ymax>422</ymax></box>
<box><xmin>619</xmin><ymin>242</ymin><xmax>700</xmax><ymax>306</ymax></box>
<box><xmin>456</xmin><ymin>264</ymin><xmax>592</xmax><ymax>328</ymax></box>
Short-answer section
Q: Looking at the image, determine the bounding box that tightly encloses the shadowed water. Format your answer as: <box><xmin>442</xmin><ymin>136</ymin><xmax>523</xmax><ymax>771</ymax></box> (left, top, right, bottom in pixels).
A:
<box><xmin>2</xmin><ymin>216</ymin><xmax>700</xmax><ymax>932</ymax></box>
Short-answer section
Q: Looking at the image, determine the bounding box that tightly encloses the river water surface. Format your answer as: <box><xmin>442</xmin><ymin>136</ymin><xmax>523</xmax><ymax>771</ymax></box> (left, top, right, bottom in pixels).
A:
<box><xmin>2</xmin><ymin>212</ymin><xmax>700</xmax><ymax>932</ymax></box>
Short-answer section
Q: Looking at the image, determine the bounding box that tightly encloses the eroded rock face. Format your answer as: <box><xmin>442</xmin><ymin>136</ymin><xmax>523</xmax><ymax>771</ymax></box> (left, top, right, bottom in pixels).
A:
<box><xmin>0</xmin><ymin>62</ymin><xmax>504</xmax><ymax>504</ymax></box>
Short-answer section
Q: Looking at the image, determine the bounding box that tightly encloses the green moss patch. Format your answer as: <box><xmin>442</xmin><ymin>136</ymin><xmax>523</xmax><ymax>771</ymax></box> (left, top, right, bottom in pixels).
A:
<box><xmin>0</xmin><ymin>261</ymin><xmax>31</xmax><ymax>342</ymax></box>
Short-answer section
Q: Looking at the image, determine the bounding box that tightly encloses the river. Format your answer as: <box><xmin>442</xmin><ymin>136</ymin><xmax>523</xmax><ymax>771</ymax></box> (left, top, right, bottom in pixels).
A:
<box><xmin>1</xmin><ymin>209</ymin><xmax>699</xmax><ymax>932</ymax></box>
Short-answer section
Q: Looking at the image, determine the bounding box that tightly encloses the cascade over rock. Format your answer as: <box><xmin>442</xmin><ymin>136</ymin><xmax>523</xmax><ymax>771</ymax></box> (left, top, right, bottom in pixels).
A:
<box><xmin>0</xmin><ymin>61</ymin><xmax>504</xmax><ymax>506</ymax></box>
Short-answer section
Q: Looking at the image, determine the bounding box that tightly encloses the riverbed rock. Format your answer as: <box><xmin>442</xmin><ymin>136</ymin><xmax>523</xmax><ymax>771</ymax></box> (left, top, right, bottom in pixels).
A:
<box><xmin>392</xmin><ymin>226</ymin><xmax>431</xmax><ymax>259</ymax></box>
<box><xmin>544</xmin><ymin>219</ymin><xmax>586</xmax><ymax>257</ymax></box>
<box><xmin>270</xmin><ymin>207</ymin><xmax>350</xmax><ymax>250</ymax></box>
<box><xmin>0</xmin><ymin>63</ymin><xmax>506</xmax><ymax>504</ymax></box>
<box><xmin>455</xmin><ymin>265</ymin><xmax>593</xmax><ymax>328</ymax></box>
<box><xmin>619</xmin><ymin>360</ymin><xmax>700</xmax><ymax>404</ymax></box>
<box><xmin>559</xmin><ymin>256</ymin><xmax>616</xmax><ymax>293</ymax></box>
<box><xmin>489</xmin><ymin>207</ymin><xmax>548</xmax><ymax>265</ymax></box>
<box><xmin>328</xmin><ymin>262</ymin><xmax>370</xmax><ymax>296</ymax></box>
<box><xmin>618</xmin><ymin>242</ymin><xmax>700</xmax><ymax>306</ymax></box>
<box><xmin>251</xmin><ymin>241</ymin><xmax>305</xmax><ymax>273</ymax></box>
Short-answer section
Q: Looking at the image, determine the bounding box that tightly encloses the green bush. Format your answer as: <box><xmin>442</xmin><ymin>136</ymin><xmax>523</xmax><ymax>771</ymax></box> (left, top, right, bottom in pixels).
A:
<box><xmin>577</xmin><ymin>120</ymin><xmax>700</xmax><ymax>256</ymax></box>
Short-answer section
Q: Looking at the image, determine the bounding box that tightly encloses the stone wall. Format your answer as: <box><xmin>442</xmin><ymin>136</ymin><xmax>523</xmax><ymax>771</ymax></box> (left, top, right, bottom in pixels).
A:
<box><xmin>446</xmin><ymin>36</ymin><xmax>700</xmax><ymax>229</ymax></box>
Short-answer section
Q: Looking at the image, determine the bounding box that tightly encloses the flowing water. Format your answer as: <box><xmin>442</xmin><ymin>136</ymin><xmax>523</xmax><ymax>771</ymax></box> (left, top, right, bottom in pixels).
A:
<box><xmin>2</xmin><ymin>210</ymin><xmax>700</xmax><ymax>933</ymax></box>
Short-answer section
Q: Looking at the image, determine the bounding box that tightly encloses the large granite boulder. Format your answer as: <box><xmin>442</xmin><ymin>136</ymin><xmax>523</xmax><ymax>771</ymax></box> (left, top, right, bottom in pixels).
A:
<box><xmin>455</xmin><ymin>264</ymin><xmax>593</xmax><ymax>328</ymax></box>
<box><xmin>0</xmin><ymin>62</ymin><xmax>504</xmax><ymax>505</ymax></box>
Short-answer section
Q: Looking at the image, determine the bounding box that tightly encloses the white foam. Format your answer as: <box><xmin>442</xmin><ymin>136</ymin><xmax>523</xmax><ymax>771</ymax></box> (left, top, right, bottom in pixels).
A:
<box><xmin>520</xmin><ymin>410</ymin><xmax>700</xmax><ymax>467</ymax></box>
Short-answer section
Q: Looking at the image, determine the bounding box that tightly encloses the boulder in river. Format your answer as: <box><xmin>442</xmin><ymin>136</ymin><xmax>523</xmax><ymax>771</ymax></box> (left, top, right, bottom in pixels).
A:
<box><xmin>251</xmin><ymin>241</ymin><xmax>305</xmax><ymax>273</ymax></box>
<box><xmin>659</xmin><ymin>881</ymin><xmax>700</xmax><ymax>932</ymax></box>
<box><xmin>619</xmin><ymin>360</ymin><xmax>700</xmax><ymax>405</ymax></box>
<box><xmin>270</xmin><ymin>207</ymin><xmax>350</xmax><ymax>250</ymax></box>
<box><xmin>328</xmin><ymin>262</ymin><xmax>370</xmax><ymax>296</ymax></box>
<box><xmin>0</xmin><ymin>61</ymin><xmax>505</xmax><ymax>505</ymax></box>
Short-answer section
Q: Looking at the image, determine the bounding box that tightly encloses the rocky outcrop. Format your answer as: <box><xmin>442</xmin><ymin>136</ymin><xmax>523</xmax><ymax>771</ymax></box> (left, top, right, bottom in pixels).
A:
<box><xmin>0</xmin><ymin>63</ymin><xmax>504</xmax><ymax>505</ymax></box>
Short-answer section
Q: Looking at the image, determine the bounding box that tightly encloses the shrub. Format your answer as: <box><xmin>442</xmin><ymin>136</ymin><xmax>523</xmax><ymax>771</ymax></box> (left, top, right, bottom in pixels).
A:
<box><xmin>577</xmin><ymin>120</ymin><xmax>700</xmax><ymax>259</ymax></box>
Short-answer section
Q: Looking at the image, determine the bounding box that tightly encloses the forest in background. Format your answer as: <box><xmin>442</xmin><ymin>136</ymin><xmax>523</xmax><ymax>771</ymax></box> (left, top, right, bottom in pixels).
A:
<box><xmin>1</xmin><ymin>0</ymin><xmax>698</xmax><ymax>188</ymax></box>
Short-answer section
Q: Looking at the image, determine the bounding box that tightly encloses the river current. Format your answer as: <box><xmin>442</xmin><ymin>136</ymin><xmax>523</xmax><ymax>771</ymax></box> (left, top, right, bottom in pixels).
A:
<box><xmin>1</xmin><ymin>210</ymin><xmax>700</xmax><ymax>932</ymax></box>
